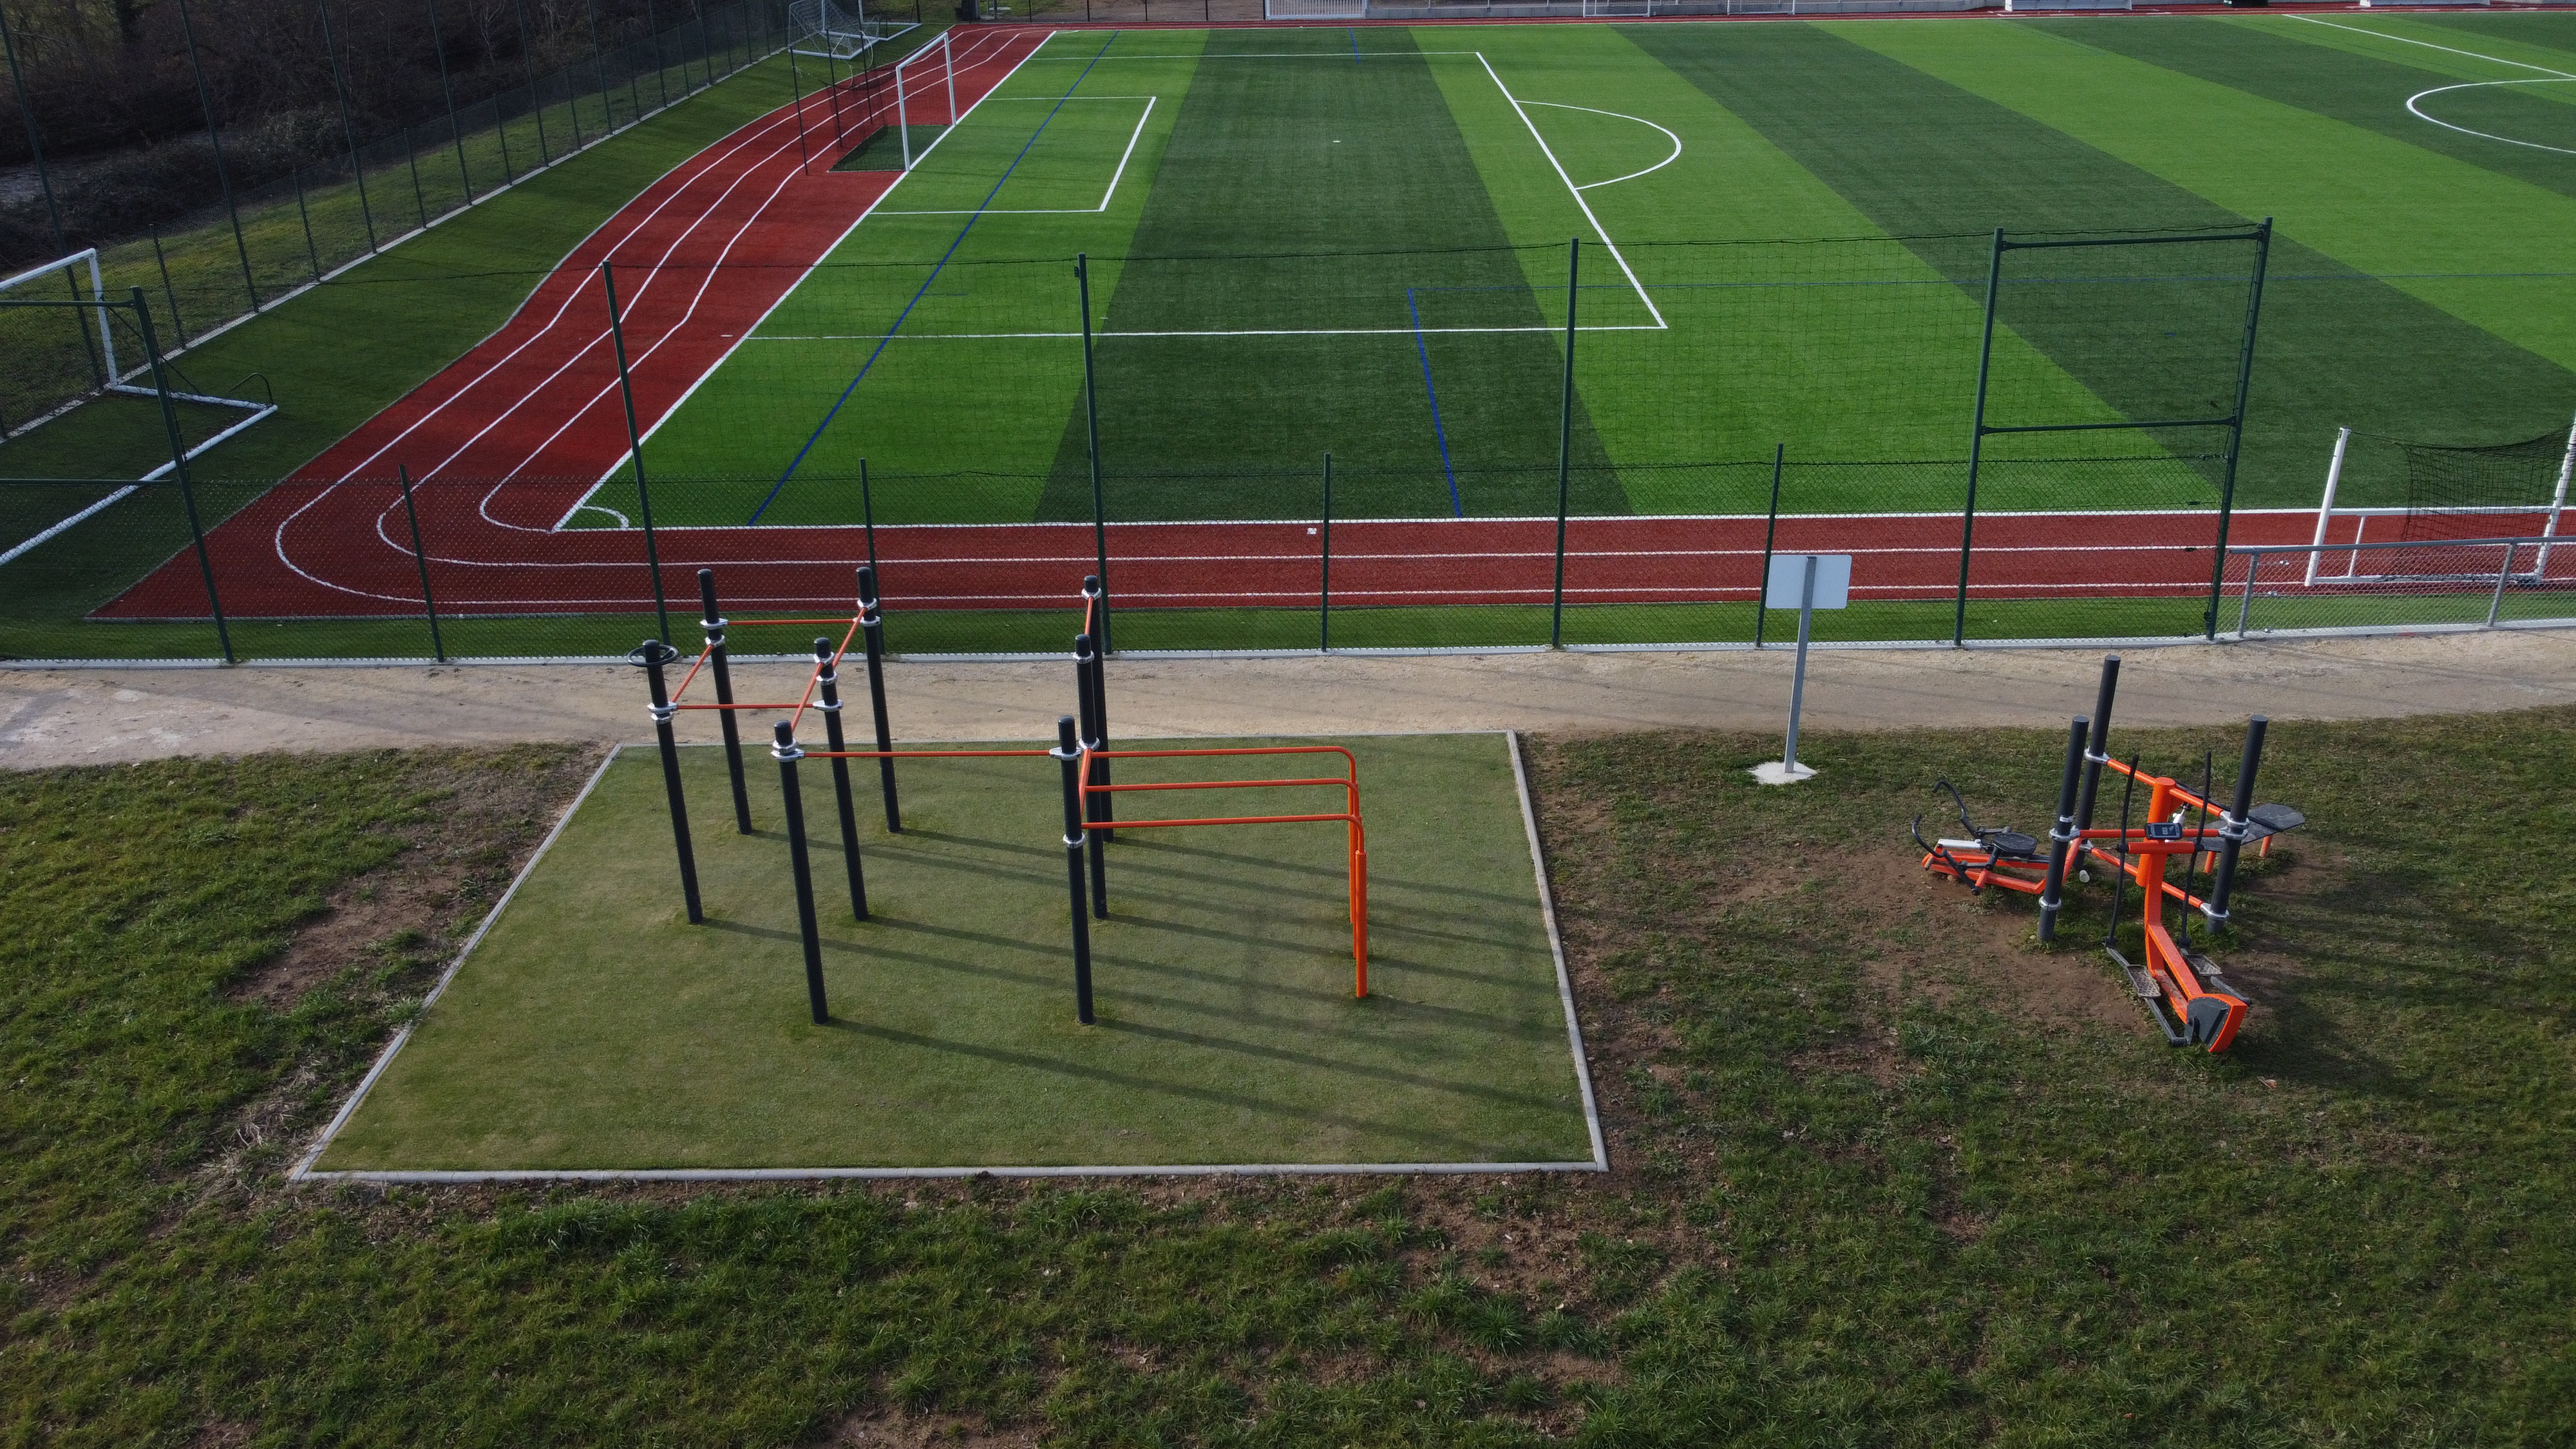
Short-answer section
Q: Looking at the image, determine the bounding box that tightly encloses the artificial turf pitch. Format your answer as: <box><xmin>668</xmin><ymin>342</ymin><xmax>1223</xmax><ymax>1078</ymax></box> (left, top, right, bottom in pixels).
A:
<box><xmin>310</xmin><ymin>732</ymin><xmax>1601</xmax><ymax>1175</ymax></box>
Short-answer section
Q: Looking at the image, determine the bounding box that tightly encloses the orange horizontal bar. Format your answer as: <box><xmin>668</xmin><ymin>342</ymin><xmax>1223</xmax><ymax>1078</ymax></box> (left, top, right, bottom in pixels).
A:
<box><xmin>1106</xmin><ymin>813</ymin><xmax>1358</xmax><ymax>829</ymax></box>
<box><xmin>1087</xmin><ymin>745</ymin><xmax>1354</xmax><ymax>763</ymax></box>
<box><xmin>1090</xmin><ymin>777</ymin><xmax>1350</xmax><ymax>793</ymax></box>
<box><xmin>715</xmin><ymin>616</ymin><xmax>864</xmax><ymax>628</ymax></box>
<box><xmin>676</xmin><ymin>701</ymin><xmax>814</xmax><ymax>711</ymax></box>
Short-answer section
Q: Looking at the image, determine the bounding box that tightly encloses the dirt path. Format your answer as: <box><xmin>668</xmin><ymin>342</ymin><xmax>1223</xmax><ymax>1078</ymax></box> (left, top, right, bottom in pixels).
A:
<box><xmin>4</xmin><ymin>629</ymin><xmax>2571</xmax><ymax>769</ymax></box>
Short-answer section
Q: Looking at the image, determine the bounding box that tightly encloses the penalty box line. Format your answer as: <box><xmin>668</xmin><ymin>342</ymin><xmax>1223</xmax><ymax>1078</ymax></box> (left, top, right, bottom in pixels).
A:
<box><xmin>871</xmin><ymin>95</ymin><xmax>1159</xmax><ymax>216</ymax></box>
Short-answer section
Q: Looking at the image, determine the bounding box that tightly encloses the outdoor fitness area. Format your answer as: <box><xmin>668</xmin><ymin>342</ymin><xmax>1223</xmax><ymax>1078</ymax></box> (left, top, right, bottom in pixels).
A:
<box><xmin>298</xmin><ymin>571</ymin><xmax>1601</xmax><ymax>1177</ymax></box>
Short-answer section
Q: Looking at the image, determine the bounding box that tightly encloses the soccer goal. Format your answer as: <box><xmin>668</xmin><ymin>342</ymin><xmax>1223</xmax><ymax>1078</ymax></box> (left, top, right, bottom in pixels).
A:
<box><xmin>0</xmin><ymin>248</ymin><xmax>276</xmax><ymax>471</ymax></box>
<box><xmin>2305</xmin><ymin>416</ymin><xmax>2575</xmax><ymax>585</ymax></box>
<box><xmin>788</xmin><ymin>0</ymin><xmax>915</xmax><ymax>61</ymax></box>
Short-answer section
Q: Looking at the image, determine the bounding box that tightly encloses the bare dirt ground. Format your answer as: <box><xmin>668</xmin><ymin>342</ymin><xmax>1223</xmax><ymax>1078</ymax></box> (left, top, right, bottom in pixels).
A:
<box><xmin>3</xmin><ymin>627</ymin><xmax>2571</xmax><ymax>769</ymax></box>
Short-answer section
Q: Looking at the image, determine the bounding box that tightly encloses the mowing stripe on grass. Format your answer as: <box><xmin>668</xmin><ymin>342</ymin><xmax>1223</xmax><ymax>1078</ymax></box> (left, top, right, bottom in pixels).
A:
<box><xmin>1631</xmin><ymin>19</ymin><xmax>2575</xmax><ymax>507</ymax></box>
<box><xmin>756</xmin><ymin>28</ymin><xmax>1119</xmax><ymax>518</ymax></box>
<box><xmin>1846</xmin><ymin>21</ymin><xmax>2576</xmax><ymax>446</ymax></box>
<box><xmin>1034</xmin><ymin>27</ymin><xmax>1622</xmax><ymax>522</ymax></box>
<box><xmin>2058</xmin><ymin>17</ymin><xmax>2576</xmax><ymax>201</ymax></box>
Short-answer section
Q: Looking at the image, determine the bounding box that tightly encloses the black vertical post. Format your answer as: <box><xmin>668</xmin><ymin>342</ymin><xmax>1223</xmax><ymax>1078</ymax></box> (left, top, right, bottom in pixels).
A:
<box><xmin>1081</xmin><ymin>576</ymin><xmax>1112</xmax><ymax>836</ymax></box>
<box><xmin>1077</xmin><ymin>253</ymin><xmax>1110</xmax><ymax>652</ymax></box>
<box><xmin>133</xmin><ymin>290</ymin><xmax>232</xmax><ymax>663</ymax></box>
<box><xmin>699</xmin><ymin>568</ymin><xmax>754</xmax><ymax>834</ymax></box>
<box><xmin>1956</xmin><ymin>227</ymin><xmax>2005</xmax><ymax>648</ymax></box>
<box><xmin>2204</xmin><ymin>220</ymin><xmax>2272</xmax><ymax>641</ymax></box>
<box><xmin>428</xmin><ymin>0</ymin><xmax>477</xmax><ymax>202</ymax></box>
<box><xmin>317</xmin><ymin>0</ymin><xmax>378</xmax><ymax>251</ymax></box>
<box><xmin>773</xmin><ymin>720</ymin><xmax>831</xmax><ymax>1024</ymax></box>
<box><xmin>2203</xmin><ymin>716</ymin><xmax>2268</xmax><ymax>930</ymax></box>
<box><xmin>815</xmin><ymin>637</ymin><xmax>869</xmax><ymax>920</ymax></box>
<box><xmin>1074</xmin><ymin>631</ymin><xmax>1108</xmax><ymax>920</ymax></box>
<box><xmin>1054</xmin><ymin>715</ymin><xmax>1095</xmax><ymax>1025</ymax></box>
<box><xmin>2072</xmin><ymin>654</ymin><xmax>2121</xmax><ymax>838</ymax></box>
<box><xmin>633</xmin><ymin>639</ymin><xmax>703</xmax><ymax>922</ymax></box>
<box><xmin>398</xmin><ymin>466</ymin><xmax>446</xmax><ymax>662</ymax></box>
<box><xmin>601</xmin><ymin>260</ymin><xmax>674</xmax><ymax>642</ymax></box>
<box><xmin>1550</xmin><ymin>235</ymin><xmax>1578</xmax><ymax>649</ymax></box>
<box><xmin>857</xmin><ymin>565</ymin><xmax>901</xmax><ymax>831</ymax></box>
<box><xmin>1756</xmin><ymin>440</ymin><xmax>1783</xmax><ymax>649</ymax></box>
<box><xmin>1320</xmin><ymin>451</ymin><xmax>1332</xmax><ymax>653</ymax></box>
<box><xmin>174</xmin><ymin>0</ymin><xmax>260</xmax><ymax>310</ymax></box>
<box><xmin>2035</xmin><ymin>715</ymin><xmax>2089</xmax><ymax>945</ymax></box>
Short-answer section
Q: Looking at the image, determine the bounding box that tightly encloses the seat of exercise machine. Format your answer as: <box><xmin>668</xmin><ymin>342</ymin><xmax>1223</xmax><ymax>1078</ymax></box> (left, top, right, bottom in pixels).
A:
<box><xmin>1918</xmin><ymin>781</ymin><xmax>2041</xmax><ymax>860</ymax></box>
<box><xmin>2246</xmin><ymin>803</ymin><xmax>2306</xmax><ymax>839</ymax></box>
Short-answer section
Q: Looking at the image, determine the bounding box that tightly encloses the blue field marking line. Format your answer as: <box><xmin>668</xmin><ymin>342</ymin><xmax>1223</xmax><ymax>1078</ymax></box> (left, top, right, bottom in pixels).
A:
<box><xmin>748</xmin><ymin>30</ymin><xmax>1122</xmax><ymax>524</ymax></box>
<box><xmin>1350</xmin><ymin>28</ymin><xmax>1361</xmax><ymax>63</ymax></box>
<box><xmin>1408</xmin><ymin>287</ymin><xmax>1463</xmax><ymax>518</ymax></box>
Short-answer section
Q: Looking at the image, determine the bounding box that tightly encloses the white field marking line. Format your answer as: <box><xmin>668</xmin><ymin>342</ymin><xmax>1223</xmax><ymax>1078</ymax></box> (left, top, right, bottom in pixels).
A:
<box><xmin>290</xmin><ymin>747</ymin><xmax>621</xmax><ymax>1182</ymax></box>
<box><xmin>1510</xmin><ymin>729</ymin><xmax>1611</xmax><ymax>1173</ymax></box>
<box><xmin>321</xmin><ymin>95</ymin><xmax>824</xmax><ymax>486</ymax></box>
<box><xmin>1521</xmin><ymin>100</ymin><xmax>1682</xmax><ymax>191</ymax></box>
<box><xmin>0</xmin><ymin>486</ymin><xmax>137</xmax><ymax>567</ymax></box>
<box><xmin>554</xmin><ymin>26</ymin><xmax>1061</xmax><ymax>529</ymax></box>
<box><xmin>1473</xmin><ymin>52</ymin><xmax>1665</xmax><ymax>331</ymax></box>
<box><xmin>299</xmin><ymin>1162</ymin><xmax>1611</xmax><ymax>1182</ymax></box>
<box><xmin>2409</xmin><ymin>79</ymin><xmax>2576</xmax><ymax>156</ymax></box>
<box><xmin>2291</xmin><ymin>15</ymin><xmax>2576</xmax><ymax>78</ymax></box>
<box><xmin>872</xmin><ymin>95</ymin><xmax>1157</xmax><ymax>214</ymax></box>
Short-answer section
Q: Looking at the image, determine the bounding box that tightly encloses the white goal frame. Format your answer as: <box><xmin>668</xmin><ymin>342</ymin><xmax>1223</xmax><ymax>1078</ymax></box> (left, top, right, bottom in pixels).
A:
<box><xmin>789</xmin><ymin>0</ymin><xmax>916</xmax><ymax>61</ymax></box>
<box><xmin>2307</xmin><ymin>414</ymin><xmax>2576</xmax><ymax>585</ymax></box>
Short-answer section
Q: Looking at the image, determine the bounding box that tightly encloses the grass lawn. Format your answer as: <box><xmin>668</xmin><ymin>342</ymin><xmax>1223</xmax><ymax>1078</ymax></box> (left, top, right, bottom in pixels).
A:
<box><xmin>4</xmin><ymin>701</ymin><xmax>2571</xmax><ymax>1442</ymax></box>
<box><xmin>315</xmin><ymin>734</ymin><xmax>1598</xmax><ymax>1173</ymax></box>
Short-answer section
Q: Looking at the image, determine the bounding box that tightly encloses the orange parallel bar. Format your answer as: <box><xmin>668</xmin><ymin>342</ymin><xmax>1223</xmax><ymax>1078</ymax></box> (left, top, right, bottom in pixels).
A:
<box><xmin>800</xmin><ymin>748</ymin><xmax>1054</xmax><ymax>759</ymax></box>
<box><xmin>1099</xmin><ymin>813</ymin><xmax>1359</xmax><ymax>829</ymax></box>
<box><xmin>1092</xmin><ymin>777</ymin><xmax>1352</xmax><ymax>793</ymax></box>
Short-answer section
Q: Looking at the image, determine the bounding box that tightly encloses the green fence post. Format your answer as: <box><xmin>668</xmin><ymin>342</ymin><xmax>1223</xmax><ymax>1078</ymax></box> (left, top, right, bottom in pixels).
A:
<box><xmin>173</xmin><ymin>0</ymin><xmax>261</xmax><ymax>311</ymax></box>
<box><xmin>1955</xmin><ymin>227</ymin><xmax>2005</xmax><ymax>648</ymax></box>
<box><xmin>784</xmin><ymin>37</ymin><xmax>813</xmax><ymax>170</ymax></box>
<box><xmin>150</xmin><ymin>227</ymin><xmax>189</xmax><ymax>347</ymax></box>
<box><xmin>0</xmin><ymin>2</ymin><xmax>64</xmax><ymax>255</ymax></box>
<box><xmin>290</xmin><ymin>164</ymin><xmax>323</xmax><ymax>280</ymax></box>
<box><xmin>133</xmin><ymin>289</ymin><xmax>233</xmax><ymax>663</ymax></box>
<box><xmin>860</xmin><ymin>457</ymin><xmax>880</xmax><ymax>582</ymax></box>
<box><xmin>398</xmin><ymin>465</ymin><xmax>447</xmax><ymax>661</ymax></box>
<box><xmin>316</xmin><ymin>0</ymin><xmax>379</xmax><ymax>251</ymax></box>
<box><xmin>2204</xmin><ymin>218</ymin><xmax>2272</xmax><ymax>641</ymax></box>
<box><xmin>1320</xmin><ymin>451</ymin><xmax>1332</xmax><ymax>653</ymax></box>
<box><xmin>1756</xmin><ymin>441</ymin><xmax>1783</xmax><ymax>648</ymax></box>
<box><xmin>428</xmin><ymin>0</ymin><xmax>477</xmax><ymax>201</ymax></box>
<box><xmin>1077</xmin><ymin>252</ymin><xmax>1110</xmax><ymax>652</ymax></box>
<box><xmin>603</xmin><ymin>261</ymin><xmax>675</xmax><ymax>643</ymax></box>
<box><xmin>514</xmin><ymin>0</ymin><xmax>551</xmax><ymax>164</ymax></box>
<box><xmin>1550</xmin><ymin>236</ymin><xmax>1578</xmax><ymax>649</ymax></box>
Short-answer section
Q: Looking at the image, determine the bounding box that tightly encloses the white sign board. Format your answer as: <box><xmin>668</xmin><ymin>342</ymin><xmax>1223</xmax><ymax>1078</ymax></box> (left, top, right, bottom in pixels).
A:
<box><xmin>1764</xmin><ymin>553</ymin><xmax>1853</xmax><ymax>610</ymax></box>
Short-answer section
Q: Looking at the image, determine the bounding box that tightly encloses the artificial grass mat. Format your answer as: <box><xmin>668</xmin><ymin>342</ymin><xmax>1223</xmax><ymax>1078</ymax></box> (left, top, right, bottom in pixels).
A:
<box><xmin>316</xmin><ymin>732</ymin><xmax>1596</xmax><ymax>1173</ymax></box>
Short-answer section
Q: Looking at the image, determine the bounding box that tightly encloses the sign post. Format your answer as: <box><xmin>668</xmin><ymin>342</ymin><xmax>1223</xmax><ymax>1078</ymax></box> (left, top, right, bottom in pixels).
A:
<box><xmin>1752</xmin><ymin>553</ymin><xmax>1852</xmax><ymax>786</ymax></box>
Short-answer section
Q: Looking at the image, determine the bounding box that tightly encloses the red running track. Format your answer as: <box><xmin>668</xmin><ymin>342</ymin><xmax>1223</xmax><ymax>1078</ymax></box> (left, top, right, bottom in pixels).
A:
<box><xmin>91</xmin><ymin>18</ymin><xmax>2558</xmax><ymax>628</ymax></box>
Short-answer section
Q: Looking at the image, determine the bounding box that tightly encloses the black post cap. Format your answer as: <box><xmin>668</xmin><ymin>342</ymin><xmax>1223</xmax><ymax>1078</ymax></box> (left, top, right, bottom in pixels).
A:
<box><xmin>773</xmin><ymin>719</ymin><xmax>795</xmax><ymax>749</ymax></box>
<box><xmin>856</xmin><ymin>565</ymin><xmax>878</xmax><ymax>606</ymax></box>
<box><xmin>1057</xmin><ymin>715</ymin><xmax>1078</xmax><ymax>751</ymax></box>
<box><xmin>1074</xmin><ymin>631</ymin><xmax>1095</xmax><ymax>661</ymax></box>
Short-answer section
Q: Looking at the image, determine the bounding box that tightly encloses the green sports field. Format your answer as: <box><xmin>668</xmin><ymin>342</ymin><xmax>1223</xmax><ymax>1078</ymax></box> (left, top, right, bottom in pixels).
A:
<box><xmin>311</xmin><ymin>734</ymin><xmax>1600</xmax><ymax>1173</ymax></box>
<box><xmin>587</xmin><ymin>12</ymin><xmax>2576</xmax><ymax>529</ymax></box>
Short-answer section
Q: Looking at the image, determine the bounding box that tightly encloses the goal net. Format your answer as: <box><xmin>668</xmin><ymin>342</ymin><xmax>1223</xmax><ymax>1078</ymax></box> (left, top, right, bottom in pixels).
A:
<box><xmin>2307</xmin><ymin>417</ymin><xmax>2575</xmax><ymax>585</ymax></box>
<box><xmin>0</xmin><ymin>251</ymin><xmax>116</xmax><ymax>442</ymax></box>
<box><xmin>789</xmin><ymin>0</ymin><xmax>914</xmax><ymax>61</ymax></box>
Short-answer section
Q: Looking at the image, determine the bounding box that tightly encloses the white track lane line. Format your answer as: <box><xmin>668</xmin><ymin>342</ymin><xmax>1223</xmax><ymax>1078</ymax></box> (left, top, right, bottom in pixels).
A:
<box><xmin>321</xmin><ymin>99</ymin><xmax>822</xmax><ymax>485</ymax></box>
<box><xmin>1474</xmin><ymin>52</ymin><xmax>1665</xmax><ymax>330</ymax></box>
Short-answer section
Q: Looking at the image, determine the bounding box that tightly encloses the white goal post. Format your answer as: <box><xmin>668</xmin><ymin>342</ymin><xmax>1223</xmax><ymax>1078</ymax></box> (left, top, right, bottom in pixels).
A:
<box><xmin>2307</xmin><ymin>413</ymin><xmax>2575</xmax><ymax>585</ymax></box>
<box><xmin>789</xmin><ymin>0</ymin><xmax>916</xmax><ymax>61</ymax></box>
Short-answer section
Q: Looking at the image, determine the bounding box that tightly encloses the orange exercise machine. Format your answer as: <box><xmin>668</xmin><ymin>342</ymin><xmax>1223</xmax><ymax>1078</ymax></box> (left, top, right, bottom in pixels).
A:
<box><xmin>1915</xmin><ymin>656</ymin><xmax>2306</xmax><ymax>1053</ymax></box>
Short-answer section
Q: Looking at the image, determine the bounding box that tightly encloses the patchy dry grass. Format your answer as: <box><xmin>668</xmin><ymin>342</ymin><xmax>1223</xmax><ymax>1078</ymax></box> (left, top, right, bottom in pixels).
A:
<box><xmin>3</xmin><ymin>710</ymin><xmax>2571</xmax><ymax>1445</ymax></box>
